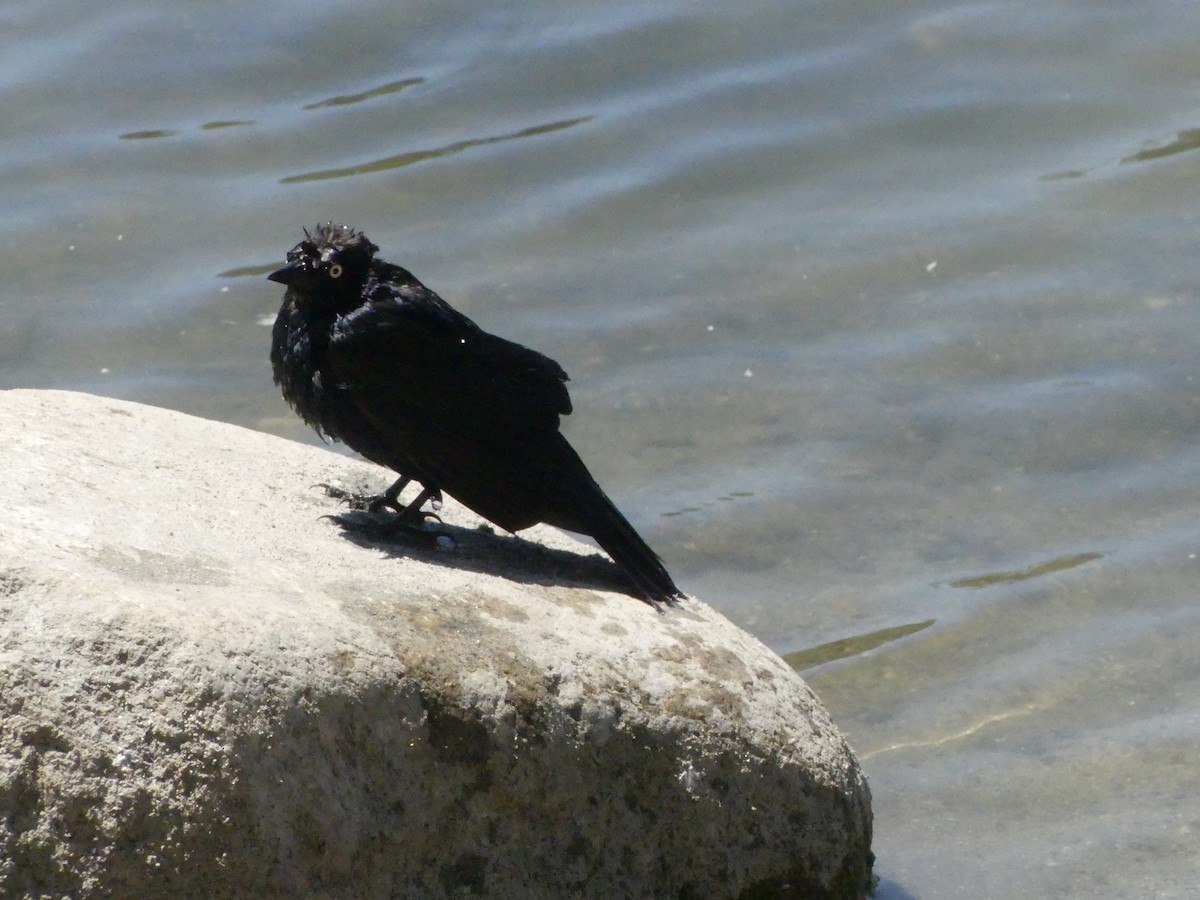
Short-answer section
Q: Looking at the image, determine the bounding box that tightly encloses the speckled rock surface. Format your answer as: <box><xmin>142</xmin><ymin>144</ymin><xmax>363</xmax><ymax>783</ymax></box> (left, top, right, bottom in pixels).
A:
<box><xmin>0</xmin><ymin>389</ymin><xmax>873</xmax><ymax>899</ymax></box>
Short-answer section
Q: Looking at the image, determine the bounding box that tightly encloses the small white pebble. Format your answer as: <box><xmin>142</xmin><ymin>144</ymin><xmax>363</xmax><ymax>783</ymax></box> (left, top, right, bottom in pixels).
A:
<box><xmin>744</xmin><ymin>369</ymin><xmax>753</xmax><ymax>378</ymax></box>
<box><xmin>100</xmin><ymin>367</ymin><xmax>110</xmax><ymax>374</ymax></box>
<box><xmin>117</xmin><ymin>234</ymin><xmax>124</xmax><ymax>241</ymax></box>
<box><xmin>926</xmin><ymin>260</ymin><xmax>937</xmax><ymax>272</ymax></box>
<box><xmin>220</xmin><ymin>286</ymin><xmax>229</xmax><ymax>293</ymax></box>
<box><xmin>706</xmin><ymin>324</ymin><xmax>714</xmax><ymax>332</ymax></box>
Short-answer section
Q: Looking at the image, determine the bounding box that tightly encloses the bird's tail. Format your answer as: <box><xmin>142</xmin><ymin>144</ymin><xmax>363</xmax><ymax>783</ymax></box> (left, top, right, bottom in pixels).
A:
<box><xmin>547</xmin><ymin>440</ymin><xmax>684</xmax><ymax>610</ymax></box>
<box><xmin>588</xmin><ymin>496</ymin><xmax>684</xmax><ymax>611</ymax></box>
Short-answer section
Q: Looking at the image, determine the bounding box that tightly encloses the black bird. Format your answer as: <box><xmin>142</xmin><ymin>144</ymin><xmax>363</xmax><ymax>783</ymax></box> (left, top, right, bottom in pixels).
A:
<box><xmin>268</xmin><ymin>223</ymin><xmax>684</xmax><ymax>609</ymax></box>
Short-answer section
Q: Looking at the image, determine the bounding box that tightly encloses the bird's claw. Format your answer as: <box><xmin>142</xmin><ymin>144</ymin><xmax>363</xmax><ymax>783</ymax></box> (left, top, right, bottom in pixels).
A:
<box><xmin>319</xmin><ymin>479</ymin><xmax>448</xmax><ymax>548</ymax></box>
<box><xmin>315</xmin><ymin>483</ymin><xmax>397</xmax><ymax>513</ymax></box>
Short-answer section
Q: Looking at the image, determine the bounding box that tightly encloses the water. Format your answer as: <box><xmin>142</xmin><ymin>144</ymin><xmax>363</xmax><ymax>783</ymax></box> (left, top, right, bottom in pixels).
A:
<box><xmin>5</xmin><ymin>0</ymin><xmax>1200</xmax><ymax>895</ymax></box>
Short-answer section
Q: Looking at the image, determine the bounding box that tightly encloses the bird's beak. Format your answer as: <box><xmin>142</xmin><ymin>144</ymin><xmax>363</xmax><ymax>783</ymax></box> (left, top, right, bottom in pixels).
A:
<box><xmin>267</xmin><ymin>261</ymin><xmax>303</xmax><ymax>286</ymax></box>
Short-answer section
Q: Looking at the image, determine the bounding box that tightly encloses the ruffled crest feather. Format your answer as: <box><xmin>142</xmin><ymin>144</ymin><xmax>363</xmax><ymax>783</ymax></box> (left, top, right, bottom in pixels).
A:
<box><xmin>298</xmin><ymin>222</ymin><xmax>379</xmax><ymax>258</ymax></box>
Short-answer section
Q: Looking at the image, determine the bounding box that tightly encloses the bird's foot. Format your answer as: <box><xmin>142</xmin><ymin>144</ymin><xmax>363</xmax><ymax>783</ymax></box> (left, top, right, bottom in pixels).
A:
<box><xmin>320</xmin><ymin>484</ymin><xmax>451</xmax><ymax>549</ymax></box>
<box><xmin>317</xmin><ymin>482</ymin><xmax>397</xmax><ymax>513</ymax></box>
<box><xmin>317</xmin><ymin>479</ymin><xmax>443</xmax><ymax>514</ymax></box>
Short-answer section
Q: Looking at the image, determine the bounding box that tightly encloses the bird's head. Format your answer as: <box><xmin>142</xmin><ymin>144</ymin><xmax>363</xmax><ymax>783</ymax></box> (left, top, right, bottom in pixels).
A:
<box><xmin>268</xmin><ymin>224</ymin><xmax>379</xmax><ymax>312</ymax></box>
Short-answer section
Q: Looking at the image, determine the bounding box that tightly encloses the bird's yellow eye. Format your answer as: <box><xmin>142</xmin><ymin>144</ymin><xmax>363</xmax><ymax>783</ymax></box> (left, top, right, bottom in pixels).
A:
<box><xmin>329</xmin><ymin>263</ymin><xmax>344</xmax><ymax>279</ymax></box>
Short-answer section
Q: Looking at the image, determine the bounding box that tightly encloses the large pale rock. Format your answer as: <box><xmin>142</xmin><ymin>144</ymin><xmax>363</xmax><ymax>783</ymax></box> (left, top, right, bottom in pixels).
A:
<box><xmin>0</xmin><ymin>389</ymin><xmax>872</xmax><ymax>898</ymax></box>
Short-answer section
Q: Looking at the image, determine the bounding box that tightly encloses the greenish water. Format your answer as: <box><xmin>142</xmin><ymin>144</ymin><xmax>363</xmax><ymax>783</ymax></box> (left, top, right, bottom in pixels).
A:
<box><xmin>4</xmin><ymin>0</ymin><xmax>1200</xmax><ymax>895</ymax></box>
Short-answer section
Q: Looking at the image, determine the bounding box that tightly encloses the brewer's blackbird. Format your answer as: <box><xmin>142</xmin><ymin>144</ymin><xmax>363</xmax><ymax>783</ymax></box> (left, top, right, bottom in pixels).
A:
<box><xmin>269</xmin><ymin>223</ymin><xmax>684</xmax><ymax>609</ymax></box>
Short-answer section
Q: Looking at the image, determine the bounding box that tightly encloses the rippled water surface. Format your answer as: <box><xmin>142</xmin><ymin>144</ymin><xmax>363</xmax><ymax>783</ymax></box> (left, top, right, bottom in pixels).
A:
<box><xmin>5</xmin><ymin>0</ymin><xmax>1200</xmax><ymax>895</ymax></box>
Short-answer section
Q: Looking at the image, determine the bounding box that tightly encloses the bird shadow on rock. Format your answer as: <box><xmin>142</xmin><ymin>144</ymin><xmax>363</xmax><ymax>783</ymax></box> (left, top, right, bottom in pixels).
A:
<box><xmin>323</xmin><ymin>509</ymin><xmax>638</xmax><ymax>599</ymax></box>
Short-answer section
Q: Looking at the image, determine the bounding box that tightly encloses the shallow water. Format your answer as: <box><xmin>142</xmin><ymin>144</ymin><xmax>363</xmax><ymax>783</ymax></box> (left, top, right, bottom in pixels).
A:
<box><xmin>5</xmin><ymin>0</ymin><xmax>1200</xmax><ymax>895</ymax></box>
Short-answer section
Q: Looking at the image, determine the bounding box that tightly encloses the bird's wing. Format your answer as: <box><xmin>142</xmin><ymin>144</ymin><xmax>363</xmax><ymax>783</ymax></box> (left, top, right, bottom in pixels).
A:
<box><xmin>327</xmin><ymin>285</ymin><xmax>572</xmax><ymax>436</ymax></box>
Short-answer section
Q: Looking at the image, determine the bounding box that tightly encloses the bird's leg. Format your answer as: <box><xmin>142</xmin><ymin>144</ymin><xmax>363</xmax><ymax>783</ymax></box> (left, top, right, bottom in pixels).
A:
<box><xmin>318</xmin><ymin>475</ymin><xmax>442</xmax><ymax>513</ymax></box>
<box><xmin>323</xmin><ymin>485</ymin><xmax>448</xmax><ymax>545</ymax></box>
<box><xmin>390</xmin><ymin>485</ymin><xmax>444</xmax><ymax>527</ymax></box>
